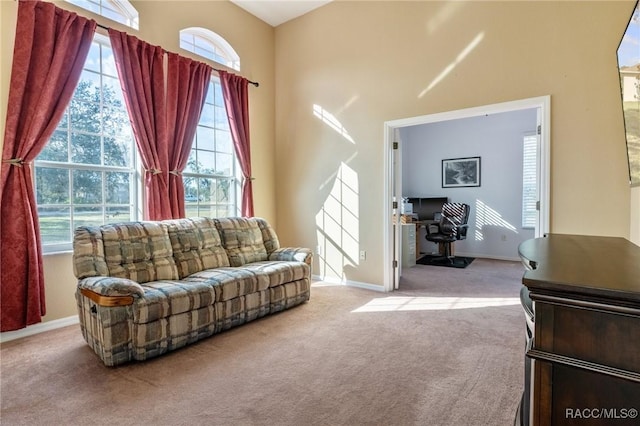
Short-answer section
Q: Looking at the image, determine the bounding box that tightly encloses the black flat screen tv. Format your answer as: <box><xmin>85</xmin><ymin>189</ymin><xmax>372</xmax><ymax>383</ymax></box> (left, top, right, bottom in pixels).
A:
<box><xmin>617</xmin><ymin>0</ymin><xmax>640</xmax><ymax>187</ymax></box>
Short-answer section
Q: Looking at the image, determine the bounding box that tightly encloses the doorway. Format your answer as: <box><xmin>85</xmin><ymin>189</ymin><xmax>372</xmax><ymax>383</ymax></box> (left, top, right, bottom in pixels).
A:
<box><xmin>383</xmin><ymin>96</ymin><xmax>551</xmax><ymax>292</ymax></box>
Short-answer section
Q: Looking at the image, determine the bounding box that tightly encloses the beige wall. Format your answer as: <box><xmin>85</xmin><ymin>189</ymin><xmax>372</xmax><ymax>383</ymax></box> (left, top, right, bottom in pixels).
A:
<box><xmin>1</xmin><ymin>0</ymin><xmax>639</xmax><ymax>325</ymax></box>
<box><xmin>0</xmin><ymin>0</ymin><xmax>275</xmax><ymax>323</ymax></box>
<box><xmin>274</xmin><ymin>0</ymin><xmax>637</xmax><ymax>286</ymax></box>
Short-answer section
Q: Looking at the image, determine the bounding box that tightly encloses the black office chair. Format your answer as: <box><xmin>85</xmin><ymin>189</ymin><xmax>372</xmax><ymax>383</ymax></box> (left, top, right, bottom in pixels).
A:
<box><xmin>425</xmin><ymin>202</ymin><xmax>470</xmax><ymax>264</ymax></box>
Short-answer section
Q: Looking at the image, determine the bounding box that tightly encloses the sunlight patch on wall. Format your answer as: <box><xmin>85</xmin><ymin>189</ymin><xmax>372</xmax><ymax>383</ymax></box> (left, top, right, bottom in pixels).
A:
<box><xmin>313</xmin><ymin>104</ymin><xmax>355</xmax><ymax>144</ymax></box>
<box><xmin>474</xmin><ymin>199</ymin><xmax>517</xmax><ymax>241</ymax></box>
<box><xmin>418</xmin><ymin>32</ymin><xmax>484</xmax><ymax>98</ymax></box>
<box><xmin>352</xmin><ymin>296</ymin><xmax>520</xmax><ymax>313</ymax></box>
<box><xmin>316</xmin><ymin>162</ymin><xmax>359</xmax><ymax>280</ymax></box>
<box><xmin>426</xmin><ymin>1</ymin><xmax>464</xmax><ymax>35</ymax></box>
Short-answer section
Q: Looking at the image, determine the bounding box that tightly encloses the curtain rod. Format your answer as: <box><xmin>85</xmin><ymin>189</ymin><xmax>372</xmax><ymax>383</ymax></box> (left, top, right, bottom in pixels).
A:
<box><xmin>96</xmin><ymin>23</ymin><xmax>259</xmax><ymax>87</ymax></box>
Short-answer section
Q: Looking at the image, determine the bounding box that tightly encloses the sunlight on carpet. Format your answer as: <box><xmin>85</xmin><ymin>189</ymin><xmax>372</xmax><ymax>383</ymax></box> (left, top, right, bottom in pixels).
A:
<box><xmin>351</xmin><ymin>296</ymin><xmax>520</xmax><ymax>313</ymax></box>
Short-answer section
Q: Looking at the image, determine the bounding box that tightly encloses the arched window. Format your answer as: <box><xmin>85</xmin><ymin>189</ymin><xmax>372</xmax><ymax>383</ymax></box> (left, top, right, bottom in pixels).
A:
<box><xmin>66</xmin><ymin>0</ymin><xmax>139</xmax><ymax>30</ymax></box>
<box><xmin>179</xmin><ymin>27</ymin><xmax>240</xmax><ymax>71</ymax></box>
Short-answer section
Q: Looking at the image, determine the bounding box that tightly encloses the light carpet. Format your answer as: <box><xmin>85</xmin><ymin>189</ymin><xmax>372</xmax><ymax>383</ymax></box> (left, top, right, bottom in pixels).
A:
<box><xmin>1</xmin><ymin>258</ymin><xmax>526</xmax><ymax>425</ymax></box>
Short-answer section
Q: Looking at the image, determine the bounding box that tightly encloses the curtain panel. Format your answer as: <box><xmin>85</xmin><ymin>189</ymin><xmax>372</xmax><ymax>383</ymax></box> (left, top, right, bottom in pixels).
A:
<box><xmin>166</xmin><ymin>53</ymin><xmax>211</xmax><ymax>219</ymax></box>
<box><xmin>108</xmin><ymin>29</ymin><xmax>171</xmax><ymax>221</ymax></box>
<box><xmin>218</xmin><ymin>70</ymin><xmax>254</xmax><ymax>217</ymax></box>
<box><xmin>0</xmin><ymin>0</ymin><xmax>96</xmax><ymax>331</ymax></box>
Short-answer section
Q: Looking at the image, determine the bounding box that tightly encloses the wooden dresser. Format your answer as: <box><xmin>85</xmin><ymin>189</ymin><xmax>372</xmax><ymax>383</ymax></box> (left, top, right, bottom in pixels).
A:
<box><xmin>517</xmin><ymin>234</ymin><xmax>640</xmax><ymax>426</ymax></box>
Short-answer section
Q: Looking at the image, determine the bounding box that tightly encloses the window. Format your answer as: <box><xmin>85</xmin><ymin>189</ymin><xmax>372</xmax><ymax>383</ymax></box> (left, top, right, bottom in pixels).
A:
<box><xmin>35</xmin><ymin>34</ymin><xmax>137</xmax><ymax>252</ymax></box>
<box><xmin>66</xmin><ymin>0</ymin><xmax>139</xmax><ymax>30</ymax></box>
<box><xmin>183</xmin><ymin>78</ymin><xmax>240</xmax><ymax>218</ymax></box>
<box><xmin>179</xmin><ymin>27</ymin><xmax>240</xmax><ymax>71</ymax></box>
<box><xmin>522</xmin><ymin>133</ymin><xmax>538</xmax><ymax>229</ymax></box>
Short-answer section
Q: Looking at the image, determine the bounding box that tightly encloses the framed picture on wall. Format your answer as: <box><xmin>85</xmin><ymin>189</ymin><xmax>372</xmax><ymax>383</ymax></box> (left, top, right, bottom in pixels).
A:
<box><xmin>442</xmin><ymin>157</ymin><xmax>481</xmax><ymax>188</ymax></box>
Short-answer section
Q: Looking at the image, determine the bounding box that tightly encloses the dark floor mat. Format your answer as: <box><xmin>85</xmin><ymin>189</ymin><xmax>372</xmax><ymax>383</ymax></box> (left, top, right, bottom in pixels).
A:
<box><xmin>416</xmin><ymin>255</ymin><xmax>475</xmax><ymax>268</ymax></box>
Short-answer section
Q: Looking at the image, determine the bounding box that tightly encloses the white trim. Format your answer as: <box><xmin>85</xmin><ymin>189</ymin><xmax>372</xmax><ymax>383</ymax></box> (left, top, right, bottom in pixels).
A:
<box><xmin>0</xmin><ymin>315</ymin><xmax>79</xmax><ymax>343</ymax></box>
<box><xmin>383</xmin><ymin>96</ymin><xmax>551</xmax><ymax>291</ymax></box>
<box><xmin>312</xmin><ymin>275</ymin><xmax>387</xmax><ymax>292</ymax></box>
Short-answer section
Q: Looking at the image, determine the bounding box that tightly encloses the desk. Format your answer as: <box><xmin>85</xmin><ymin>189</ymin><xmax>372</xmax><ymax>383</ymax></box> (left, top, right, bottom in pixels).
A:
<box><xmin>517</xmin><ymin>235</ymin><xmax>640</xmax><ymax>426</ymax></box>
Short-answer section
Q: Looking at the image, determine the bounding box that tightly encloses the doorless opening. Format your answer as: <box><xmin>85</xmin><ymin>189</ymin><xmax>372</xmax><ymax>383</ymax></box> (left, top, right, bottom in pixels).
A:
<box><xmin>383</xmin><ymin>96</ymin><xmax>551</xmax><ymax>291</ymax></box>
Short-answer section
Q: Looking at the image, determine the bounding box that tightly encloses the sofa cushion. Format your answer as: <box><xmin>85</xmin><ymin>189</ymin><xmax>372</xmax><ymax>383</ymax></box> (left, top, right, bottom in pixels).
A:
<box><xmin>163</xmin><ymin>217</ymin><xmax>230</xmax><ymax>278</ymax></box>
<box><xmin>74</xmin><ymin>226</ymin><xmax>110</xmax><ymax>279</ymax></box>
<box><xmin>183</xmin><ymin>267</ymin><xmax>270</xmax><ymax>302</ymax></box>
<box><xmin>102</xmin><ymin>222</ymin><xmax>179</xmax><ymax>283</ymax></box>
<box><xmin>238</xmin><ymin>261</ymin><xmax>310</xmax><ymax>288</ymax></box>
<box><xmin>133</xmin><ymin>280</ymin><xmax>216</xmax><ymax>324</ymax></box>
<box><xmin>215</xmin><ymin>217</ymin><xmax>270</xmax><ymax>266</ymax></box>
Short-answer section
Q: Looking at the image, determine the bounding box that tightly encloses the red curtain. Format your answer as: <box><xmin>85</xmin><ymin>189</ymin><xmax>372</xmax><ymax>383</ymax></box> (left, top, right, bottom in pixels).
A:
<box><xmin>108</xmin><ymin>29</ymin><xmax>171</xmax><ymax>220</ymax></box>
<box><xmin>0</xmin><ymin>1</ymin><xmax>96</xmax><ymax>331</ymax></box>
<box><xmin>166</xmin><ymin>53</ymin><xmax>212</xmax><ymax>219</ymax></box>
<box><xmin>219</xmin><ymin>70</ymin><xmax>254</xmax><ymax>217</ymax></box>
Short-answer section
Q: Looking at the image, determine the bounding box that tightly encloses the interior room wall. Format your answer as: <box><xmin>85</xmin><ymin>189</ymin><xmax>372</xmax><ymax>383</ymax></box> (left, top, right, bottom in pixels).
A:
<box><xmin>0</xmin><ymin>0</ymin><xmax>276</xmax><ymax>324</ymax></box>
<box><xmin>274</xmin><ymin>0</ymin><xmax>636</xmax><ymax>287</ymax></box>
<box><xmin>400</xmin><ymin>109</ymin><xmax>537</xmax><ymax>260</ymax></box>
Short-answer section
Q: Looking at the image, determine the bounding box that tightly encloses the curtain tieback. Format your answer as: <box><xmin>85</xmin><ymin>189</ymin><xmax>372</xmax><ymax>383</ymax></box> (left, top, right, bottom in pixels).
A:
<box><xmin>169</xmin><ymin>170</ymin><xmax>181</xmax><ymax>176</ymax></box>
<box><xmin>3</xmin><ymin>158</ymin><xmax>26</xmax><ymax>167</ymax></box>
<box><xmin>146</xmin><ymin>168</ymin><xmax>162</xmax><ymax>175</ymax></box>
<box><xmin>244</xmin><ymin>176</ymin><xmax>255</xmax><ymax>181</ymax></box>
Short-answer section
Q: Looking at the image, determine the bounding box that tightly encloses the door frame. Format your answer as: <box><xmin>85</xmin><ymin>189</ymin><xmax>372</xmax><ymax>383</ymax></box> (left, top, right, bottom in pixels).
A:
<box><xmin>382</xmin><ymin>95</ymin><xmax>551</xmax><ymax>292</ymax></box>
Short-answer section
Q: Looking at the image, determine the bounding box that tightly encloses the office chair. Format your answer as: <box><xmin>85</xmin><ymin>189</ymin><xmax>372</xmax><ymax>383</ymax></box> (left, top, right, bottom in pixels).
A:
<box><xmin>425</xmin><ymin>202</ymin><xmax>470</xmax><ymax>264</ymax></box>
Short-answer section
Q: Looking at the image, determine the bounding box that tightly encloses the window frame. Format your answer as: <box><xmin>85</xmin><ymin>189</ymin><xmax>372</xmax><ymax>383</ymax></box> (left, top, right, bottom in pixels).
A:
<box><xmin>179</xmin><ymin>27</ymin><xmax>240</xmax><ymax>71</ymax></box>
<box><xmin>182</xmin><ymin>76</ymin><xmax>241</xmax><ymax>219</ymax></box>
<box><xmin>65</xmin><ymin>0</ymin><xmax>139</xmax><ymax>30</ymax></box>
<box><xmin>35</xmin><ymin>33</ymin><xmax>140</xmax><ymax>253</ymax></box>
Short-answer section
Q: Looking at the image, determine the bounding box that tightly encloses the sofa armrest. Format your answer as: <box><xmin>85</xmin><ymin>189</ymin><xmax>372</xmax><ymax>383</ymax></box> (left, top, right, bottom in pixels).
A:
<box><xmin>269</xmin><ymin>247</ymin><xmax>313</xmax><ymax>265</ymax></box>
<box><xmin>78</xmin><ymin>276</ymin><xmax>144</xmax><ymax>306</ymax></box>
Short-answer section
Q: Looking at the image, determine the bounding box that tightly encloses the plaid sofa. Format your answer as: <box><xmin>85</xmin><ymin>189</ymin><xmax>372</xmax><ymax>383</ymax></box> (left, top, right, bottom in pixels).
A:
<box><xmin>73</xmin><ymin>217</ymin><xmax>312</xmax><ymax>366</ymax></box>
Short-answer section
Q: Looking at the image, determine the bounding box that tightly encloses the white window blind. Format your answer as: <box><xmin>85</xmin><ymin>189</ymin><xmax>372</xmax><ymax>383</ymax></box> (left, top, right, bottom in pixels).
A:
<box><xmin>522</xmin><ymin>133</ymin><xmax>538</xmax><ymax>229</ymax></box>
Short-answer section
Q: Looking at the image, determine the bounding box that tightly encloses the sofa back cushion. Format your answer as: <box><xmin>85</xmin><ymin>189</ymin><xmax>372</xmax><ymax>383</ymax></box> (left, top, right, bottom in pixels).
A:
<box><xmin>215</xmin><ymin>217</ymin><xmax>279</xmax><ymax>266</ymax></box>
<box><xmin>73</xmin><ymin>222</ymin><xmax>179</xmax><ymax>283</ymax></box>
<box><xmin>163</xmin><ymin>217</ymin><xmax>230</xmax><ymax>278</ymax></box>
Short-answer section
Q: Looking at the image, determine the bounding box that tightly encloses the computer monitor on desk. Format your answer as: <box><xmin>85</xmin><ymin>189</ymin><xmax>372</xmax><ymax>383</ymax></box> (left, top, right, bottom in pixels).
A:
<box><xmin>407</xmin><ymin>197</ymin><xmax>448</xmax><ymax>221</ymax></box>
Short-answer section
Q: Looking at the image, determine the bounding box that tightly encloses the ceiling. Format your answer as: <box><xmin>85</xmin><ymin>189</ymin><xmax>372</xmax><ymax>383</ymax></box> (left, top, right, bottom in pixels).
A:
<box><xmin>230</xmin><ymin>0</ymin><xmax>332</xmax><ymax>27</ymax></box>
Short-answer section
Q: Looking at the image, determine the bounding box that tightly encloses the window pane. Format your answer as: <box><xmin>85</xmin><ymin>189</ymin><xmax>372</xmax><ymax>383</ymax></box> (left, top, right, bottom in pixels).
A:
<box><xmin>194</xmin><ymin>46</ymin><xmax>214</xmax><ymax>61</ymax></box>
<box><xmin>65</xmin><ymin>0</ymin><xmax>138</xmax><ymax>31</ymax></box>
<box><xmin>196</xmin><ymin>126</ymin><xmax>215</xmax><ymax>150</ymax></box>
<box><xmin>106</xmin><ymin>172</ymin><xmax>130</xmax><ymax>204</ymax></box>
<box><xmin>57</xmin><ymin>111</ymin><xmax>69</xmax><ymax>130</ymax></box>
<box><xmin>198</xmin><ymin>151</ymin><xmax>215</xmax><ymax>174</ymax></box>
<box><xmin>101</xmin><ymin>45</ymin><xmax>118</xmax><ymax>79</ymax></box>
<box><xmin>73</xmin><ymin>170</ymin><xmax>103</xmax><ymax>204</ymax></box>
<box><xmin>102</xmin><ymin>75</ymin><xmax>125</xmax><ymax>107</ymax></box>
<box><xmin>74</xmin><ymin>206</ymin><xmax>103</xmax><ymax>228</ymax></box>
<box><xmin>185</xmin><ymin>150</ymin><xmax>197</xmax><ymax>173</ymax></box>
<box><xmin>198</xmin><ymin>178</ymin><xmax>214</xmax><ymax>202</ymax></box>
<box><xmin>38</xmin><ymin>207</ymin><xmax>71</xmax><ymax>245</ymax></box>
<box><xmin>74</xmin><ymin>70</ymin><xmax>100</xmax><ymax>100</ymax></box>
<box><xmin>216</xmin><ymin>129</ymin><xmax>232</xmax><ymax>153</ymax></box>
<box><xmin>71</xmin><ymin>132</ymin><xmax>102</xmax><ymax>165</ymax></box>
<box><xmin>216</xmin><ymin>179</ymin><xmax>232</xmax><ymax>203</ymax></box>
<box><xmin>36</xmin><ymin>167</ymin><xmax>69</xmax><ymax>204</ymax></box>
<box><xmin>215</xmin><ymin>153</ymin><xmax>232</xmax><ymax>175</ymax></box>
<box><xmin>205</xmin><ymin>82</ymin><xmax>215</xmax><ymax>104</ymax></box>
<box><xmin>214</xmin><ymin>106</ymin><xmax>228</xmax><ymax>129</ymax></box>
<box><xmin>39</xmin><ymin>130</ymin><xmax>68</xmax><ymax>162</ymax></box>
<box><xmin>213</xmin><ymin>82</ymin><xmax>223</xmax><ymax>104</ymax></box>
<box><xmin>84</xmin><ymin>42</ymin><xmax>101</xmax><ymax>73</ymax></box>
<box><xmin>104</xmin><ymin>136</ymin><xmax>132</xmax><ymax>167</ymax></box>
<box><xmin>107</xmin><ymin>206</ymin><xmax>130</xmax><ymax>222</ymax></box>
<box><xmin>200</xmin><ymin>103</ymin><xmax>215</xmax><ymax>127</ymax></box>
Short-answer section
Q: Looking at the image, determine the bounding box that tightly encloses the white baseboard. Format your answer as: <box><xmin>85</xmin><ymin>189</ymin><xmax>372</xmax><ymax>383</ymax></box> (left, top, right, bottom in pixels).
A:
<box><xmin>312</xmin><ymin>275</ymin><xmax>386</xmax><ymax>292</ymax></box>
<box><xmin>0</xmin><ymin>315</ymin><xmax>79</xmax><ymax>343</ymax></box>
